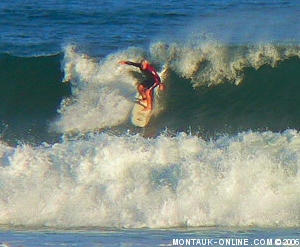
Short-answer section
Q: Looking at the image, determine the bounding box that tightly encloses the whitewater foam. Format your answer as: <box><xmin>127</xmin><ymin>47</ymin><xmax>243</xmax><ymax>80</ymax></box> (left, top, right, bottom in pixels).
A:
<box><xmin>0</xmin><ymin>130</ymin><xmax>299</xmax><ymax>228</ymax></box>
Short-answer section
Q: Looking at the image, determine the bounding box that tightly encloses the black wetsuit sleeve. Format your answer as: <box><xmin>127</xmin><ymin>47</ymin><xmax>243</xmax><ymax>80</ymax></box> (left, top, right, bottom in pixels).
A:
<box><xmin>124</xmin><ymin>61</ymin><xmax>141</xmax><ymax>68</ymax></box>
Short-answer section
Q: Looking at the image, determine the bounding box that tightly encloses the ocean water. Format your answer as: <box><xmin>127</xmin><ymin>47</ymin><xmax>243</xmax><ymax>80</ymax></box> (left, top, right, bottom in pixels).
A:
<box><xmin>1</xmin><ymin>0</ymin><xmax>300</xmax><ymax>246</ymax></box>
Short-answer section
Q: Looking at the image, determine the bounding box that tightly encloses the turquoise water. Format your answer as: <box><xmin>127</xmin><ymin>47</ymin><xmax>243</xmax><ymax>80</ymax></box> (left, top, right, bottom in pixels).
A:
<box><xmin>1</xmin><ymin>228</ymin><xmax>299</xmax><ymax>247</ymax></box>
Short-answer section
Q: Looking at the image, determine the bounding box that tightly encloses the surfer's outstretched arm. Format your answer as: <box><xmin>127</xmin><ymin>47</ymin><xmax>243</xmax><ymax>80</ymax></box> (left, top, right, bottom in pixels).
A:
<box><xmin>119</xmin><ymin>61</ymin><xmax>141</xmax><ymax>68</ymax></box>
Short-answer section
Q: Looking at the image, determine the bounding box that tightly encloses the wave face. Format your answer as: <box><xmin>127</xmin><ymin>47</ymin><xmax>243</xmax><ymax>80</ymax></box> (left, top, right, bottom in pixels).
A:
<box><xmin>0</xmin><ymin>53</ymin><xmax>70</xmax><ymax>144</ymax></box>
<box><xmin>2</xmin><ymin>43</ymin><xmax>300</xmax><ymax>142</ymax></box>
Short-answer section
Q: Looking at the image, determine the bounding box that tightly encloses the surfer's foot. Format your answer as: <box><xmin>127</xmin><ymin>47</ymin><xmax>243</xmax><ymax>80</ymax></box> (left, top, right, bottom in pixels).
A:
<box><xmin>135</xmin><ymin>98</ymin><xmax>146</xmax><ymax>104</ymax></box>
<box><xmin>138</xmin><ymin>98</ymin><xmax>146</xmax><ymax>103</ymax></box>
<box><xmin>143</xmin><ymin>107</ymin><xmax>151</xmax><ymax>111</ymax></box>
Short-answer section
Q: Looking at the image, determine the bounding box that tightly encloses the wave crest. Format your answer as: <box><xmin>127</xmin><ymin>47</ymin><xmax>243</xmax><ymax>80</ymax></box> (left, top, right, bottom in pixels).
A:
<box><xmin>150</xmin><ymin>40</ymin><xmax>300</xmax><ymax>86</ymax></box>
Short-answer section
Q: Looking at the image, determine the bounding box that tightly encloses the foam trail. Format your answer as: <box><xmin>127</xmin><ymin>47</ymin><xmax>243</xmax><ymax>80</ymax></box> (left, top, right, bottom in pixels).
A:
<box><xmin>0</xmin><ymin>130</ymin><xmax>299</xmax><ymax>228</ymax></box>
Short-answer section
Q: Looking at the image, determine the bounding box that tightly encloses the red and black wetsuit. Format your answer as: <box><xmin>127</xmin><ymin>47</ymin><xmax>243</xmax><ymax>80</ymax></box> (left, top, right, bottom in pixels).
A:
<box><xmin>124</xmin><ymin>61</ymin><xmax>161</xmax><ymax>89</ymax></box>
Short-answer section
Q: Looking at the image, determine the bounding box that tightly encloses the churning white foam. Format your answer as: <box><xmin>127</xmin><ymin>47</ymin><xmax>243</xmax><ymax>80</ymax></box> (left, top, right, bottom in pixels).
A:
<box><xmin>0</xmin><ymin>130</ymin><xmax>299</xmax><ymax>228</ymax></box>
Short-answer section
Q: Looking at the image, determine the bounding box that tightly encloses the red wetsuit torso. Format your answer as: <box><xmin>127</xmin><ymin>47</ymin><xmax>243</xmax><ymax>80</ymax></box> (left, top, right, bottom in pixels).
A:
<box><xmin>124</xmin><ymin>61</ymin><xmax>161</xmax><ymax>89</ymax></box>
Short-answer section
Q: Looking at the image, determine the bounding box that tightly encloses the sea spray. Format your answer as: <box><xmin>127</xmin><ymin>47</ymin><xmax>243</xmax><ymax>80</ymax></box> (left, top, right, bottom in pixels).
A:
<box><xmin>56</xmin><ymin>46</ymin><xmax>141</xmax><ymax>132</ymax></box>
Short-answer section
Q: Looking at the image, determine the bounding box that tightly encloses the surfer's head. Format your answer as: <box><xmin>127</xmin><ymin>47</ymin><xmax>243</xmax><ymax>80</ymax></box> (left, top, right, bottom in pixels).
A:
<box><xmin>141</xmin><ymin>59</ymin><xmax>149</xmax><ymax>70</ymax></box>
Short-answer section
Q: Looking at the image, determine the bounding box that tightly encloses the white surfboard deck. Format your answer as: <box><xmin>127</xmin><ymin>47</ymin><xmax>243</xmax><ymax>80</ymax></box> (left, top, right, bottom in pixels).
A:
<box><xmin>131</xmin><ymin>94</ymin><xmax>152</xmax><ymax>127</ymax></box>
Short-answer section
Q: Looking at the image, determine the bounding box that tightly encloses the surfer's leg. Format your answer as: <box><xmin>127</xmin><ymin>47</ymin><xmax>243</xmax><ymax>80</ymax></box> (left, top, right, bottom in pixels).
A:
<box><xmin>137</xmin><ymin>84</ymin><xmax>147</xmax><ymax>100</ymax></box>
<box><xmin>143</xmin><ymin>89</ymin><xmax>153</xmax><ymax>111</ymax></box>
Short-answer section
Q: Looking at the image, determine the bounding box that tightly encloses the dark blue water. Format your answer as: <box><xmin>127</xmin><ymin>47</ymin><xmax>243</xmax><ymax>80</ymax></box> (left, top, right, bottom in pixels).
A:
<box><xmin>2</xmin><ymin>0</ymin><xmax>300</xmax><ymax>56</ymax></box>
<box><xmin>1</xmin><ymin>0</ymin><xmax>300</xmax><ymax>246</ymax></box>
<box><xmin>1</xmin><ymin>0</ymin><xmax>199</xmax><ymax>56</ymax></box>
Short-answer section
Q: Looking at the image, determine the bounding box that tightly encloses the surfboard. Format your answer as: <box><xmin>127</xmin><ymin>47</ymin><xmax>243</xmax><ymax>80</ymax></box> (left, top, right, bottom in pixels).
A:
<box><xmin>131</xmin><ymin>94</ymin><xmax>152</xmax><ymax>127</ymax></box>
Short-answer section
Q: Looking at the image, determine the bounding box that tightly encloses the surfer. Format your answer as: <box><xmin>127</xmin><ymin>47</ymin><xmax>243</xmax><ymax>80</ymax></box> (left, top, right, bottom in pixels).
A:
<box><xmin>119</xmin><ymin>59</ymin><xmax>165</xmax><ymax>111</ymax></box>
